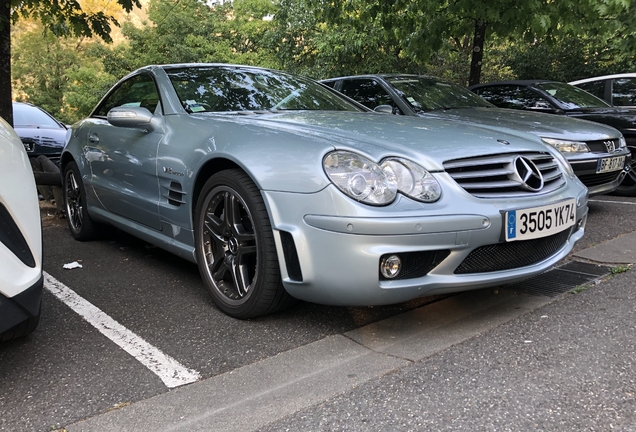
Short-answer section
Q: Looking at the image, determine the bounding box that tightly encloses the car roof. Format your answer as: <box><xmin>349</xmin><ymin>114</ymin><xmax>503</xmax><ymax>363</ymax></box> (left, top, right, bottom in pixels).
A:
<box><xmin>569</xmin><ymin>73</ymin><xmax>636</xmax><ymax>85</ymax></box>
<box><xmin>321</xmin><ymin>74</ymin><xmax>436</xmax><ymax>82</ymax></box>
<box><xmin>469</xmin><ymin>80</ymin><xmax>561</xmax><ymax>89</ymax></box>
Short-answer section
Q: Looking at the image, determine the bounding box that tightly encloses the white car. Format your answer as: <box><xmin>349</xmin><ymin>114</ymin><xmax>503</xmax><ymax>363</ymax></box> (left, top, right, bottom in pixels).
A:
<box><xmin>0</xmin><ymin>117</ymin><xmax>43</xmax><ymax>341</ymax></box>
<box><xmin>570</xmin><ymin>73</ymin><xmax>636</xmax><ymax>108</ymax></box>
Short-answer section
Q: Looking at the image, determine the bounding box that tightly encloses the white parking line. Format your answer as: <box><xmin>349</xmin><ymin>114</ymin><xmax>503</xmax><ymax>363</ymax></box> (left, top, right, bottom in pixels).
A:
<box><xmin>589</xmin><ymin>199</ymin><xmax>636</xmax><ymax>205</ymax></box>
<box><xmin>44</xmin><ymin>272</ymin><xmax>201</xmax><ymax>388</ymax></box>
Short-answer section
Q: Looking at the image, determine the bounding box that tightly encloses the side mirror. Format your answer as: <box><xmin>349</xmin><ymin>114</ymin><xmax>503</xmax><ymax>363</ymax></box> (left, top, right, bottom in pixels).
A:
<box><xmin>374</xmin><ymin>104</ymin><xmax>394</xmax><ymax>114</ymax></box>
<box><xmin>107</xmin><ymin>107</ymin><xmax>156</xmax><ymax>131</ymax></box>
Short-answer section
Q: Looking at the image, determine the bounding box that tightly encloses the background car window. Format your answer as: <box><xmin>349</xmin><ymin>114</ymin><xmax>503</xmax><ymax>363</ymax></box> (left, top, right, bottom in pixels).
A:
<box><xmin>612</xmin><ymin>78</ymin><xmax>636</xmax><ymax>106</ymax></box>
<box><xmin>536</xmin><ymin>82</ymin><xmax>611</xmax><ymax>109</ymax></box>
<box><xmin>13</xmin><ymin>104</ymin><xmax>63</xmax><ymax>129</ymax></box>
<box><xmin>166</xmin><ymin>67</ymin><xmax>362</xmax><ymax>112</ymax></box>
<box><xmin>94</xmin><ymin>74</ymin><xmax>161</xmax><ymax>117</ymax></box>
<box><xmin>339</xmin><ymin>79</ymin><xmax>393</xmax><ymax>110</ymax></box>
<box><xmin>575</xmin><ymin>80</ymin><xmax>606</xmax><ymax>100</ymax></box>
<box><xmin>475</xmin><ymin>86</ymin><xmax>545</xmax><ymax>109</ymax></box>
<box><xmin>390</xmin><ymin>77</ymin><xmax>493</xmax><ymax>111</ymax></box>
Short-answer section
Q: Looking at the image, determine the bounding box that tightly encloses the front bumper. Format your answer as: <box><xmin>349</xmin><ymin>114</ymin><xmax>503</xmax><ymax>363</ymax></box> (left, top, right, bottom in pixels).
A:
<box><xmin>0</xmin><ymin>274</ymin><xmax>43</xmax><ymax>334</ymax></box>
<box><xmin>568</xmin><ymin>150</ymin><xmax>632</xmax><ymax>196</ymax></box>
<box><xmin>263</xmin><ymin>181</ymin><xmax>588</xmax><ymax>306</ymax></box>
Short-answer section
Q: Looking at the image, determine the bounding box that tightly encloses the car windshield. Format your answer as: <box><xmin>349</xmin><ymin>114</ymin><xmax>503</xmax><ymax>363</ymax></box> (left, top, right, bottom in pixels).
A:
<box><xmin>388</xmin><ymin>77</ymin><xmax>494</xmax><ymax>111</ymax></box>
<box><xmin>13</xmin><ymin>104</ymin><xmax>63</xmax><ymax>129</ymax></box>
<box><xmin>166</xmin><ymin>66</ymin><xmax>364</xmax><ymax>113</ymax></box>
<box><xmin>536</xmin><ymin>82</ymin><xmax>612</xmax><ymax>109</ymax></box>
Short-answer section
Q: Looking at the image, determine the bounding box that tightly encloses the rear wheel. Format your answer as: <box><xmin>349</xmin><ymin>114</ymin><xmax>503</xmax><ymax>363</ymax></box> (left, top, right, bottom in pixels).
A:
<box><xmin>612</xmin><ymin>146</ymin><xmax>636</xmax><ymax>197</ymax></box>
<box><xmin>63</xmin><ymin>161</ymin><xmax>99</xmax><ymax>240</ymax></box>
<box><xmin>194</xmin><ymin>169</ymin><xmax>295</xmax><ymax>319</ymax></box>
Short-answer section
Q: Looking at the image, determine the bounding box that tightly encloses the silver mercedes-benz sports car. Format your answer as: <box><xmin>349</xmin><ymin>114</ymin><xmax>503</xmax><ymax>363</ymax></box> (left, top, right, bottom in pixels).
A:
<box><xmin>61</xmin><ymin>64</ymin><xmax>589</xmax><ymax>319</ymax></box>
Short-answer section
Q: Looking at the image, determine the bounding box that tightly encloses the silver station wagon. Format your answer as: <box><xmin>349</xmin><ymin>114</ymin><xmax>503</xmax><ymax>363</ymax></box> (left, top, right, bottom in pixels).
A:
<box><xmin>62</xmin><ymin>64</ymin><xmax>589</xmax><ymax>319</ymax></box>
<box><xmin>322</xmin><ymin>74</ymin><xmax>631</xmax><ymax>196</ymax></box>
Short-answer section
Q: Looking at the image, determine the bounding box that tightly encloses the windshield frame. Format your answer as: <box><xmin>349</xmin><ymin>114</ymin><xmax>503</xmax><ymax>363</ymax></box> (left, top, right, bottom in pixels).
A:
<box><xmin>166</xmin><ymin>66</ymin><xmax>366</xmax><ymax>114</ymax></box>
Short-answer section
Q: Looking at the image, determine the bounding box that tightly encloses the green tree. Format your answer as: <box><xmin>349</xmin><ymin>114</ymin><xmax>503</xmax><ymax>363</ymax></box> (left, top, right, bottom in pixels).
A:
<box><xmin>302</xmin><ymin>0</ymin><xmax>634</xmax><ymax>86</ymax></box>
<box><xmin>99</xmin><ymin>0</ymin><xmax>278</xmax><ymax>72</ymax></box>
<box><xmin>270</xmin><ymin>0</ymin><xmax>422</xmax><ymax>79</ymax></box>
<box><xmin>1</xmin><ymin>0</ymin><xmax>140</xmax><ymax>125</ymax></box>
<box><xmin>11</xmin><ymin>25</ymin><xmax>80</xmax><ymax>122</ymax></box>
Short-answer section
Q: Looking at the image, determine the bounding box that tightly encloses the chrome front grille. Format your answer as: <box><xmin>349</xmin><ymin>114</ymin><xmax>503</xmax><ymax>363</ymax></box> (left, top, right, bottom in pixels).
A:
<box><xmin>444</xmin><ymin>152</ymin><xmax>566</xmax><ymax>198</ymax></box>
<box><xmin>586</xmin><ymin>139</ymin><xmax>619</xmax><ymax>153</ymax></box>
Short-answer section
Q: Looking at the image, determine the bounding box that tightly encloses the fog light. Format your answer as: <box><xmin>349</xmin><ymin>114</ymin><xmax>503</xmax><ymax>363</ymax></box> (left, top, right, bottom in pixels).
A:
<box><xmin>380</xmin><ymin>255</ymin><xmax>402</xmax><ymax>279</ymax></box>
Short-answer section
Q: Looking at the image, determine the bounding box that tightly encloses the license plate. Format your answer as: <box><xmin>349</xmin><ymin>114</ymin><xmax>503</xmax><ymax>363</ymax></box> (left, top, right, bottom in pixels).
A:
<box><xmin>596</xmin><ymin>155</ymin><xmax>625</xmax><ymax>173</ymax></box>
<box><xmin>505</xmin><ymin>199</ymin><xmax>576</xmax><ymax>242</ymax></box>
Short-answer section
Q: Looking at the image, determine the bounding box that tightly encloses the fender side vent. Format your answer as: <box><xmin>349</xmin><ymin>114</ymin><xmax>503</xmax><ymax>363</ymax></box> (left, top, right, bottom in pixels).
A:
<box><xmin>280</xmin><ymin>231</ymin><xmax>303</xmax><ymax>282</ymax></box>
<box><xmin>165</xmin><ymin>181</ymin><xmax>186</xmax><ymax>206</ymax></box>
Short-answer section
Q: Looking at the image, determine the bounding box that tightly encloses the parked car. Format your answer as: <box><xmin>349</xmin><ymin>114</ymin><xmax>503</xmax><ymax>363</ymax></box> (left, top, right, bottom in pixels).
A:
<box><xmin>13</xmin><ymin>101</ymin><xmax>68</xmax><ymax>163</ymax></box>
<box><xmin>469</xmin><ymin>80</ymin><xmax>636</xmax><ymax>196</ymax></box>
<box><xmin>322</xmin><ymin>74</ymin><xmax>631</xmax><ymax>197</ymax></box>
<box><xmin>62</xmin><ymin>64</ymin><xmax>588</xmax><ymax>319</ymax></box>
<box><xmin>570</xmin><ymin>73</ymin><xmax>636</xmax><ymax>108</ymax></box>
<box><xmin>0</xmin><ymin>117</ymin><xmax>43</xmax><ymax>341</ymax></box>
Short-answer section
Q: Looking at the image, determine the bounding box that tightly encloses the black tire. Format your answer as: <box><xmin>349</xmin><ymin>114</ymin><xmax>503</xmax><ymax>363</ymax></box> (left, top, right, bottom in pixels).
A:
<box><xmin>0</xmin><ymin>306</ymin><xmax>41</xmax><ymax>342</ymax></box>
<box><xmin>63</xmin><ymin>161</ymin><xmax>99</xmax><ymax>240</ymax></box>
<box><xmin>612</xmin><ymin>146</ymin><xmax>636</xmax><ymax>197</ymax></box>
<box><xmin>194</xmin><ymin>169</ymin><xmax>295</xmax><ymax>319</ymax></box>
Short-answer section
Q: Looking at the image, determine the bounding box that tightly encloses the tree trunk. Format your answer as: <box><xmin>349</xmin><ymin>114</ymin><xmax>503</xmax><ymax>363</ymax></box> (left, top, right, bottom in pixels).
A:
<box><xmin>468</xmin><ymin>19</ymin><xmax>487</xmax><ymax>87</ymax></box>
<box><xmin>0</xmin><ymin>2</ymin><xmax>12</xmax><ymax>126</ymax></box>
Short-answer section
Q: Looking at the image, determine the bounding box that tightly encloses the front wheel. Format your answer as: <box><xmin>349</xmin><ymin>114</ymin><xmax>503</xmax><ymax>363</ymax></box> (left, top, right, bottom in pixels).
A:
<box><xmin>194</xmin><ymin>169</ymin><xmax>295</xmax><ymax>319</ymax></box>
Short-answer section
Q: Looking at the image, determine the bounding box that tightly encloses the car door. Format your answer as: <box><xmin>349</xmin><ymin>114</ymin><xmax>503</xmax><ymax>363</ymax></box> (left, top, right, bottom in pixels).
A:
<box><xmin>84</xmin><ymin>73</ymin><xmax>164</xmax><ymax>230</ymax></box>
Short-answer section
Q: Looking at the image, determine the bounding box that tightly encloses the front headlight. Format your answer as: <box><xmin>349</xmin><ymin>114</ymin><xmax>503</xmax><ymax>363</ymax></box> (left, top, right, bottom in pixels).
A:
<box><xmin>548</xmin><ymin>147</ymin><xmax>576</xmax><ymax>179</ymax></box>
<box><xmin>381</xmin><ymin>158</ymin><xmax>442</xmax><ymax>202</ymax></box>
<box><xmin>619</xmin><ymin>136</ymin><xmax>627</xmax><ymax>148</ymax></box>
<box><xmin>541</xmin><ymin>138</ymin><xmax>590</xmax><ymax>153</ymax></box>
<box><xmin>324</xmin><ymin>151</ymin><xmax>397</xmax><ymax>205</ymax></box>
<box><xmin>323</xmin><ymin>151</ymin><xmax>442</xmax><ymax>205</ymax></box>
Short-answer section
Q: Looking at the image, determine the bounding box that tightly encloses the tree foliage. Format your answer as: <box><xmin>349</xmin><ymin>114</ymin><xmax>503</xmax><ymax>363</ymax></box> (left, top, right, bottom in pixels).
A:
<box><xmin>295</xmin><ymin>0</ymin><xmax>635</xmax><ymax>85</ymax></box>
<box><xmin>1</xmin><ymin>0</ymin><xmax>142</xmax><ymax>124</ymax></box>
<box><xmin>8</xmin><ymin>0</ymin><xmax>636</xmax><ymax>125</ymax></box>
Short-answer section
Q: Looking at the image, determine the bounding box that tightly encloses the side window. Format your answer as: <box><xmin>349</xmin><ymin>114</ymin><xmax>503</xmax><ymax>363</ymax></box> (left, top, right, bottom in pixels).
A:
<box><xmin>321</xmin><ymin>81</ymin><xmax>337</xmax><ymax>89</ymax></box>
<box><xmin>477</xmin><ymin>86</ymin><xmax>546</xmax><ymax>109</ymax></box>
<box><xmin>339</xmin><ymin>79</ymin><xmax>393</xmax><ymax>110</ymax></box>
<box><xmin>611</xmin><ymin>78</ymin><xmax>636</xmax><ymax>106</ymax></box>
<box><xmin>575</xmin><ymin>81</ymin><xmax>606</xmax><ymax>100</ymax></box>
<box><xmin>94</xmin><ymin>74</ymin><xmax>161</xmax><ymax>117</ymax></box>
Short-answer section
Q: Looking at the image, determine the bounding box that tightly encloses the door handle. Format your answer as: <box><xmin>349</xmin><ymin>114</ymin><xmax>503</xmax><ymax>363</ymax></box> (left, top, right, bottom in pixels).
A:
<box><xmin>88</xmin><ymin>133</ymin><xmax>100</xmax><ymax>144</ymax></box>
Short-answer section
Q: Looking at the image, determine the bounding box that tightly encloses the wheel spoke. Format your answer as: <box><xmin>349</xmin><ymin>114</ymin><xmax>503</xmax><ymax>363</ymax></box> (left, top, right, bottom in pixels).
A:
<box><xmin>229</xmin><ymin>254</ymin><xmax>251</xmax><ymax>297</ymax></box>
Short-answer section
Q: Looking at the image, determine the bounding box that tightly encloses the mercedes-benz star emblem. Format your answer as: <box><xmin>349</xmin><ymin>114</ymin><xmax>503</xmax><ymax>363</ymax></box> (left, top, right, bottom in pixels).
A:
<box><xmin>513</xmin><ymin>156</ymin><xmax>544</xmax><ymax>191</ymax></box>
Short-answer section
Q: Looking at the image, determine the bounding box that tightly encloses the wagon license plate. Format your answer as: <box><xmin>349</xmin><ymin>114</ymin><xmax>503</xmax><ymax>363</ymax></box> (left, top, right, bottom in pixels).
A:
<box><xmin>505</xmin><ymin>199</ymin><xmax>576</xmax><ymax>242</ymax></box>
<box><xmin>596</xmin><ymin>155</ymin><xmax>625</xmax><ymax>173</ymax></box>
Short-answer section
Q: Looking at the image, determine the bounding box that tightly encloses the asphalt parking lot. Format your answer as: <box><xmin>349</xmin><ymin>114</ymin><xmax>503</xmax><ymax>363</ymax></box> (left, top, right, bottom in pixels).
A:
<box><xmin>0</xmin><ymin>195</ymin><xmax>634</xmax><ymax>432</ymax></box>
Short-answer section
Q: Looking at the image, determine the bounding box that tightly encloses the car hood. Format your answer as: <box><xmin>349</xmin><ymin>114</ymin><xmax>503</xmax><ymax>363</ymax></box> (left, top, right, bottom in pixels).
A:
<box><xmin>418</xmin><ymin>107</ymin><xmax>621</xmax><ymax>141</ymax></box>
<box><xmin>15</xmin><ymin>126</ymin><xmax>67</xmax><ymax>150</ymax></box>
<box><xmin>212</xmin><ymin>111</ymin><xmax>556</xmax><ymax>171</ymax></box>
<box><xmin>563</xmin><ymin>108</ymin><xmax>636</xmax><ymax>132</ymax></box>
